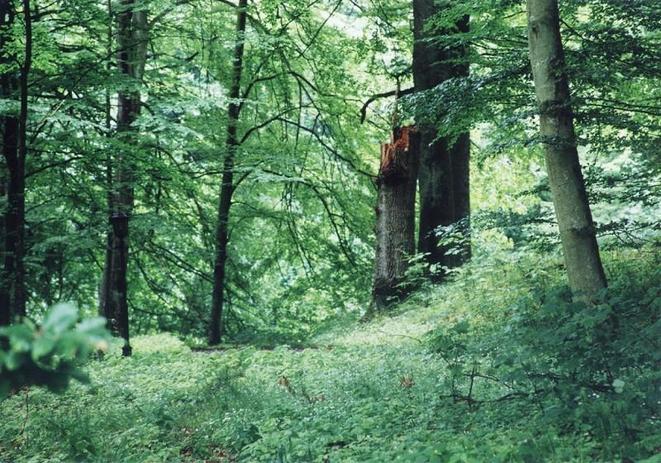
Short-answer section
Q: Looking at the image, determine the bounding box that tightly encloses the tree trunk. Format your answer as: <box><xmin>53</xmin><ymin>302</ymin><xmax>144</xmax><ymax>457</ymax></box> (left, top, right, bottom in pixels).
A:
<box><xmin>0</xmin><ymin>159</ymin><xmax>6</xmax><ymax>326</ymax></box>
<box><xmin>13</xmin><ymin>0</ymin><xmax>31</xmax><ymax>319</ymax></box>
<box><xmin>208</xmin><ymin>0</ymin><xmax>248</xmax><ymax>345</ymax></box>
<box><xmin>99</xmin><ymin>223</ymin><xmax>113</xmax><ymax>320</ymax></box>
<box><xmin>527</xmin><ymin>0</ymin><xmax>607</xmax><ymax>298</ymax></box>
<box><xmin>450</xmin><ymin>130</ymin><xmax>470</xmax><ymax>265</ymax></box>
<box><xmin>413</xmin><ymin>0</ymin><xmax>471</xmax><ymax>276</ymax></box>
<box><xmin>0</xmin><ymin>0</ymin><xmax>16</xmax><ymax>327</ymax></box>
<box><xmin>99</xmin><ymin>0</ymin><xmax>113</xmax><ymax>320</ymax></box>
<box><xmin>370</xmin><ymin>126</ymin><xmax>420</xmax><ymax>312</ymax></box>
<box><xmin>0</xmin><ymin>0</ymin><xmax>30</xmax><ymax>324</ymax></box>
<box><xmin>0</xmin><ymin>112</ymin><xmax>17</xmax><ymax>327</ymax></box>
<box><xmin>102</xmin><ymin>0</ymin><xmax>148</xmax><ymax>356</ymax></box>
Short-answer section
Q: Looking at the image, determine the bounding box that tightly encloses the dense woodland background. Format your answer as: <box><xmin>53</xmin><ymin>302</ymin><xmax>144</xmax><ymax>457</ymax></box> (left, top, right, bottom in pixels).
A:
<box><xmin>0</xmin><ymin>0</ymin><xmax>659</xmax><ymax>461</ymax></box>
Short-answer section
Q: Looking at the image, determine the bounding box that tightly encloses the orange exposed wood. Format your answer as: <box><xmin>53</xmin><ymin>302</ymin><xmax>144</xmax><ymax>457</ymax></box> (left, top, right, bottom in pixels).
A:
<box><xmin>379</xmin><ymin>125</ymin><xmax>417</xmax><ymax>184</ymax></box>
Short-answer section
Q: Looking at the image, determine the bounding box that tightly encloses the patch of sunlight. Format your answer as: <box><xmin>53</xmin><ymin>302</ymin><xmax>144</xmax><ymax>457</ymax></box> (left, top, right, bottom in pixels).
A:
<box><xmin>130</xmin><ymin>333</ymin><xmax>190</xmax><ymax>354</ymax></box>
<box><xmin>316</xmin><ymin>294</ymin><xmax>456</xmax><ymax>348</ymax></box>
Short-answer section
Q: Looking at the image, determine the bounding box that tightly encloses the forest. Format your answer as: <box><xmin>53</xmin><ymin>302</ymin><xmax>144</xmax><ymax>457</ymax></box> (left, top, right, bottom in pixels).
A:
<box><xmin>0</xmin><ymin>0</ymin><xmax>659</xmax><ymax>461</ymax></box>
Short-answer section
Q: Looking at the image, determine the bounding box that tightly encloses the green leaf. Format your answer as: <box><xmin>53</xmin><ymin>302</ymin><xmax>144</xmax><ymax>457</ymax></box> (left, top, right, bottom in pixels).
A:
<box><xmin>32</xmin><ymin>335</ymin><xmax>57</xmax><ymax>361</ymax></box>
<box><xmin>53</xmin><ymin>334</ymin><xmax>82</xmax><ymax>359</ymax></box>
<box><xmin>42</xmin><ymin>304</ymin><xmax>78</xmax><ymax>334</ymax></box>
<box><xmin>76</xmin><ymin>317</ymin><xmax>107</xmax><ymax>334</ymax></box>
<box><xmin>4</xmin><ymin>324</ymin><xmax>33</xmax><ymax>352</ymax></box>
<box><xmin>5</xmin><ymin>350</ymin><xmax>26</xmax><ymax>371</ymax></box>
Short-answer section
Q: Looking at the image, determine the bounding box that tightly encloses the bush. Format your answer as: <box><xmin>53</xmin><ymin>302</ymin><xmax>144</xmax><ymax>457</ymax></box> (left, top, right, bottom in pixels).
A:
<box><xmin>427</xmin><ymin>248</ymin><xmax>660</xmax><ymax>460</ymax></box>
<box><xmin>0</xmin><ymin>304</ymin><xmax>110</xmax><ymax>399</ymax></box>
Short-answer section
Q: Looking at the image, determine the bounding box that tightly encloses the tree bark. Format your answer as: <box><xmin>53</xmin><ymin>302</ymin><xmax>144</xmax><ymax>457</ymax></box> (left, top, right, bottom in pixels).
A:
<box><xmin>527</xmin><ymin>0</ymin><xmax>607</xmax><ymax>298</ymax></box>
<box><xmin>0</xmin><ymin>0</ymin><xmax>16</xmax><ymax>327</ymax></box>
<box><xmin>0</xmin><ymin>124</ymin><xmax>15</xmax><ymax>326</ymax></box>
<box><xmin>99</xmin><ymin>0</ymin><xmax>114</xmax><ymax>320</ymax></box>
<box><xmin>208</xmin><ymin>0</ymin><xmax>248</xmax><ymax>345</ymax></box>
<box><xmin>0</xmin><ymin>157</ymin><xmax>6</xmax><ymax>326</ymax></box>
<box><xmin>0</xmin><ymin>0</ymin><xmax>30</xmax><ymax>324</ymax></box>
<box><xmin>14</xmin><ymin>0</ymin><xmax>31</xmax><ymax>318</ymax></box>
<box><xmin>413</xmin><ymin>0</ymin><xmax>471</xmax><ymax>276</ymax></box>
<box><xmin>102</xmin><ymin>0</ymin><xmax>148</xmax><ymax>355</ymax></box>
<box><xmin>0</xmin><ymin>98</ymin><xmax>17</xmax><ymax>326</ymax></box>
<box><xmin>370</xmin><ymin>126</ymin><xmax>420</xmax><ymax>312</ymax></box>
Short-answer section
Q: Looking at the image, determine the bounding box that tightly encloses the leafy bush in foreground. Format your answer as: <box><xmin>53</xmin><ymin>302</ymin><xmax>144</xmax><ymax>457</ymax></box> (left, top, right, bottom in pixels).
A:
<box><xmin>0</xmin><ymin>304</ymin><xmax>110</xmax><ymax>399</ymax></box>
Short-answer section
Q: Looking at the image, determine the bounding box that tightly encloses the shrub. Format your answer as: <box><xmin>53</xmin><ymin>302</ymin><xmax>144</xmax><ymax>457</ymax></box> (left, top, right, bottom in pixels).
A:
<box><xmin>0</xmin><ymin>304</ymin><xmax>110</xmax><ymax>399</ymax></box>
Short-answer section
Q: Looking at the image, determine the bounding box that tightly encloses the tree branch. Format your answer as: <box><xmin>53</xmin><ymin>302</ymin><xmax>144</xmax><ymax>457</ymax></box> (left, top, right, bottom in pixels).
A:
<box><xmin>360</xmin><ymin>87</ymin><xmax>415</xmax><ymax>123</ymax></box>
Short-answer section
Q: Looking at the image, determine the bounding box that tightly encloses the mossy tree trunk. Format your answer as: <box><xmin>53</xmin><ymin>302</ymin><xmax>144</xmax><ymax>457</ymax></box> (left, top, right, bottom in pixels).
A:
<box><xmin>527</xmin><ymin>0</ymin><xmax>607</xmax><ymax>298</ymax></box>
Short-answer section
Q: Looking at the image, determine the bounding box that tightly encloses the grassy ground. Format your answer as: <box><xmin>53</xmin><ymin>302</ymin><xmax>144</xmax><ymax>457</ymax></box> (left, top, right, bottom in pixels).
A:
<box><xmin>1</xmin><ymin>248</ymin><xmax>659</xmax><ymax>462</ymax></box>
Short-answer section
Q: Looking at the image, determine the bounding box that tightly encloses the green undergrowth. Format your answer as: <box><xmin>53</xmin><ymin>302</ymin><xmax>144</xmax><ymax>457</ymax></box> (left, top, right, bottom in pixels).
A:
<box><xmin>1</xmin><ymin>247</ymin><xmax>659</xmax><ymax>462</ymax></box>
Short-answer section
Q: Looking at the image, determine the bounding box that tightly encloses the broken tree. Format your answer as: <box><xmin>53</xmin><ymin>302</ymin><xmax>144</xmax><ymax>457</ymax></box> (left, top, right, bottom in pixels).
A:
<box><xmin>370</xmin><ymin>126</ymin><xmax>420</xmax><ymax>312</ymax></box>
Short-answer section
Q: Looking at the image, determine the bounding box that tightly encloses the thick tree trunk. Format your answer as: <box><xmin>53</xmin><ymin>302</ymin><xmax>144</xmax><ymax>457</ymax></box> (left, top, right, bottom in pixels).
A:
<box><xmin>450</xmin><ymin>130</ymin><xmax>471</xmax><ymax>264</ymax></box>
<box><xmin>208</xmin><ymin>0</ymin><xmax>248</xmax><ymax>345</ymax></box>
<box><xmin>417</xmin><ymin>137</ymin><xmax>455</xmax><ymax>267</ymax></box>
<box><xmin>370</xmin><ymin>126</ymin><xmax>420</xmax><ymax>312</ymax></box>
<box><xmin>101</xmin><ymin>0</ymin><xmax>148</xmax><ymax>355</ymax></box>
<box><xmin>527</xmin><ymin>0</ymin><xmax>607</xmax><ymax>298</ymax></box>
<box><xmin>413</xmin><ymin>0</ymin><xmax>471</xmax><ymax>275</ymax></box>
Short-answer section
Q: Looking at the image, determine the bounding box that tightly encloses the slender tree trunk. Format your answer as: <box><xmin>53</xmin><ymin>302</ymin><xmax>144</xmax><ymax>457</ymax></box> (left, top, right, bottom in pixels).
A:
<box><xmin>0</xmin><ymin>113</ymin><xmax>17</xmax><ymax>327</ymax></box>
<box><xmin>0</xmin><ymin>0</ymin><xmax>16</xmax><ymax>327</ymax></box>
<box><xmin>413</xmin><ymin>0</ymin><xmax>471</xmax><ymax>276</ymax></box>
<box><xmin>13</xmin><ymin>0</ymin><xmax>31</xmax><ymax>318</ymax></box>
<box><xmin>99</xmin><ymin>0</ymin><xmax>113</xmax><ymax>320</ymax></box>
<box><xmin>0</xmin><ymin>160</ymin><xmax>6</xmax><ymax>326</ymax></box>
<box><xmin>370</xmin><ymin>126</ymin><xmax>420</xmax><ymax>312</ymax></box>
<box><xmin>527</xmin><ymin>0</ymin><xmax>607</xmax><ymax>297</ymax></box>
<box><xmin>208</xmin><ymin>0</ymin><xmax>248</xmax><ymax>345</ymax></box>
<box><xmin>0</xmin><ymin>0</ymin><xmax>30</xmax><ymax>324</ymax></box>
<box><xmin>102</xmin><ymin>0</ymin><xmax>148</xmax><ymax>355</ymax></box>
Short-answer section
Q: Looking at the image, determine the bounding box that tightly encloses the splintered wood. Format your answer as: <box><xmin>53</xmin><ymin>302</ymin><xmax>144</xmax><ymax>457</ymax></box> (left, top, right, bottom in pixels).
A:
<box><xmin>379</xmin><ymin>126</ymin><xmax>417</xmax><ymax>184</ymax></box>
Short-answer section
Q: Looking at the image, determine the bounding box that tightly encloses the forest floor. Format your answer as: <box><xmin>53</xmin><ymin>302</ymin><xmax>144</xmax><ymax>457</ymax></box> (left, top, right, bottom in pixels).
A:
<box><xmin>0</xmin><ymin>248</ymin><xmax>659</xmax><ymax>462</ymax></box>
